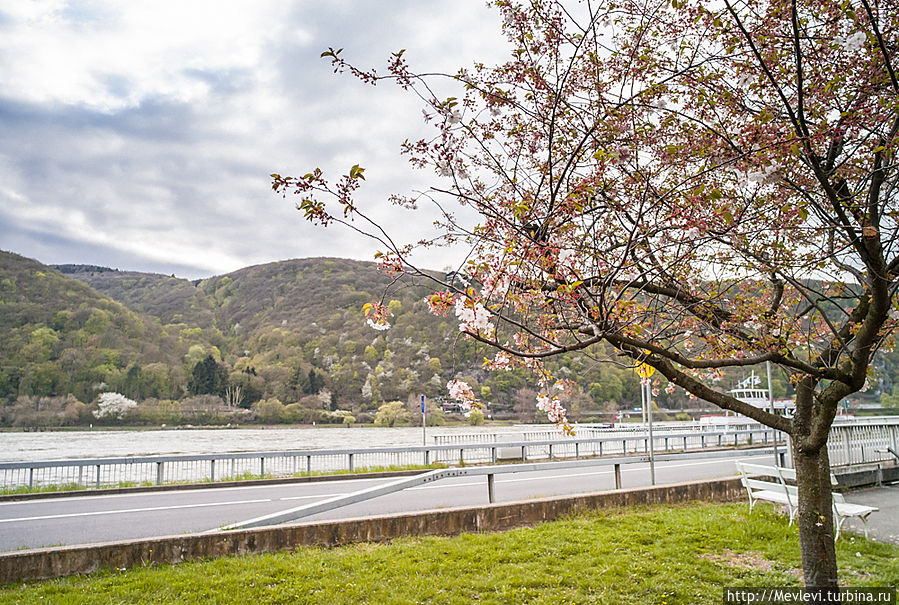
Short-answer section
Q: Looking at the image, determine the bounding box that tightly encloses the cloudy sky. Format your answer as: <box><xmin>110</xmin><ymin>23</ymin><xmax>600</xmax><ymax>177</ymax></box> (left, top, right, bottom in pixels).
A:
<box><xmin>0</xmin><ymin>1</ymin><xmax>508</xmax><ymax>279</ymax></box>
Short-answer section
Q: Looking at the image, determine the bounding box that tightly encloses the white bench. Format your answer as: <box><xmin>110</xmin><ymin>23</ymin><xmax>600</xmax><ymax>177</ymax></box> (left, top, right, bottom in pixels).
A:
<box><xmin>735</xmin><ymin>461</ymin><xmax>879</xmax><ymax>539</ymax></box>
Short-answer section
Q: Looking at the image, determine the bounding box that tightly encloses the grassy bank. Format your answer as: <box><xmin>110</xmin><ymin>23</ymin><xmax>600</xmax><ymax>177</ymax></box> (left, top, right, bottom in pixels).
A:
<box><xmin>2</xmin><ymin>502</ymin><xmax>897</xmax><ymax>604</ymax></box>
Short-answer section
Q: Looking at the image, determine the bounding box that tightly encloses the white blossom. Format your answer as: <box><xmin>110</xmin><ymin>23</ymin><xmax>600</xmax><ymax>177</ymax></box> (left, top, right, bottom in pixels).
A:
<box><xmin>454</xmin><ymin>298</ymin><xmax>494</xmax><ymax>334</ymax></box>
<box><xmin>93</xmin><ymin>392</ymin><xmax>137</xmax><ymax>419</ymax></box>
<box><xmin>843</xmin><ymin>31</ymin><xmax>867</xmax><ymax>52</ymax></box>
<box><xmin>367</xmin><ymin>318</ymin><xmax>391</xmax><ymax>331</ymax></box>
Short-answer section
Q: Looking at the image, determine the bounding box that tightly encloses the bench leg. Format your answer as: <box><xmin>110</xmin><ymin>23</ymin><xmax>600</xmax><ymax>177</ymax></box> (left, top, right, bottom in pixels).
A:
<box><xmin>836</xmin><ymin>517</ymin><xmax>848</xmax><ymax>541</ymax></box>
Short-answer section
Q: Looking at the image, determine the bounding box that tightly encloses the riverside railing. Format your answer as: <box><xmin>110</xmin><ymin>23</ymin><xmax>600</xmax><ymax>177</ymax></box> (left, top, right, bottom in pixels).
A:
<box><xmin>827</xmin><ymin>419</ymin><xmax>899</xmax><ymax>467</ymax></box>
<box><xmin>0</xmin><ymin>426</ymin><xmax>784</xmax><ymax>490</ymax></box>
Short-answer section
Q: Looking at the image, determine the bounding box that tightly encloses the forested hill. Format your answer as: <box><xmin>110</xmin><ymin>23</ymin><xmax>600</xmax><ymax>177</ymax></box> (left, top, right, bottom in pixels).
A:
<box><xmin>3</xmin><ymin>250</ymin><xmax>655</xmax><ymax>425</ymax></box>
<box><xmin>1</xmin><ymin>251</ymin><xmax>214</xmax><ymax>408</ymax></box>
<box><xmin>54</xmin><ymin>264</ymin><xmax>215</xmax><ymax>328</ymax></box>
<box><xmin>7</xmin><ymin>249</ymin><xmax>891</xmax><ymax>428</ymax></box>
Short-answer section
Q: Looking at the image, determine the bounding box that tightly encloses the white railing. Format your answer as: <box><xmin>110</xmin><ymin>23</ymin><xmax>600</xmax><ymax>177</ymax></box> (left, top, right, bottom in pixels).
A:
<box><xmin>828</xmin><ymin>420</ymin><xmax>899</xmax><ymax>466</ymax></box>
<box><xmin>1</xmin><ymin>426</ymin><xmax>783</xmax><ymax>491</ymax></box>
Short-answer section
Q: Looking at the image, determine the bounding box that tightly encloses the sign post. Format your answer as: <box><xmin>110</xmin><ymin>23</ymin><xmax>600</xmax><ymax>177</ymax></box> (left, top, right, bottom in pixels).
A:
<box><xmin>421</xmin><ymin>394</ymin><xmax>427</xmax><ymax>446</ymax></box>
<box><xmin>636</xmin><ymin>362</ymin><xmax>656</xmax><ymax>485</ymax></box>
<box><xmin>766</xmin><ymin>361</ymin><xmax>781</xmax><ymax>467</ymax></box>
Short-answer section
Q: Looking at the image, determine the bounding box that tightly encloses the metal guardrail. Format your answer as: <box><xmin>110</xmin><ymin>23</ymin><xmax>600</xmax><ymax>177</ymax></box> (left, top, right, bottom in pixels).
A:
<box><xmin>1</xmin><ymin>427</ymin><xmax>785</xmax><ymax>490</ymax></box>
<box><xmin>828</xmin><ymin>422</ymin><xmax>899</xmax><ymax>466</ymax></box>
<box><xmin>4</xmin><ymin>419</ymin><xmax>893</xmax><ymax>491</ymax></box>
<box><xmin>220</xmin><ymin>446</ymin><xmax>774</xmax><ymax>530</ymax></box>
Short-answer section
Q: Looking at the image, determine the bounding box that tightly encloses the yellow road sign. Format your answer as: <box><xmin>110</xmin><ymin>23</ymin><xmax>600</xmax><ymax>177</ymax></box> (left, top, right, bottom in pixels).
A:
<box><xmin>635</xmin><ymin>362</ymin><xmax>655</xmax><ymax>379</ymax></box>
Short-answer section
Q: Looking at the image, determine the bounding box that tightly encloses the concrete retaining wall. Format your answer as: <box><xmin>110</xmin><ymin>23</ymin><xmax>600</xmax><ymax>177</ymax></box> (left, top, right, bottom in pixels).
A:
<box><xmin>0</xmin><ymin>477</ymin><xmax>743</xmax><ymax>585</ymax></box>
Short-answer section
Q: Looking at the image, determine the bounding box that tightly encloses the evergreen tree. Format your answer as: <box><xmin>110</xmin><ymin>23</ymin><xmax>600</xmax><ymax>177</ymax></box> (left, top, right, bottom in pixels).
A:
<box><xmin>187</xmin><ymin>355</ymin><xmax>228</xmax><ymax>397</ymax></box>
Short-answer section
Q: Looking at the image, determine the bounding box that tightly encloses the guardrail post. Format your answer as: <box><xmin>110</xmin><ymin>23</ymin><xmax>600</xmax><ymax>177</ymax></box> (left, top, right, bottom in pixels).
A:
<box><xmin>575</xmin><ymin>443</ymin><xmax>580</xmax><ymax>459</ymax></box>
<box><xmin>549</xmin><ymin>444</ymin><xmax>554</xmax><ymax>460</ymax></box>
<box><xmin>491</xmin><ymin>447</ymin><xmax>497</xmax><ymax>463</ymax></box>
<box><xmin>156</xmin><ymin>461</ymin><xmax>163</xmax><ymax>485</ymax></box>
<box><xmin>260</xmin><ymin>457</ymin><xmax>265</xmax><ymax>478</ymax></box>
<box><xmin>210</xmin><ymin>459</ymin><xmax>216</xmax><ymax>482</ymax></box>
<box><xmin>28</xmin><ymin>468</ymin><xmax>33</xmax><ymax>489</ymax></box>
<box><xmin>424</xmin><ymin>450</ymin><xmax>430</xmax><ymax>466</ymax></box>
<box><xmin>78</xmin><ymin>465</ymin><xmax>84</xmax><ymax>486</ymax></box>
<box><xmin>614</xmin><ymin>463</ymin><xmax>621</xmax><ymax>489</ymax></box>
<box><xmin>348</xmin><ymin>453</ymin><xmax>353</xmax><ymax>473</ymax></box>
<box><xmin>487</xmin><ymin>473</ymin><xmax>495</xmax><ymax>503</ymax></box>
<box><xmin>520</xmin><ymin>446</ymin><xmax>526</xmax><ymax>462</ymax></box>
<box><xmin>306</xmin><ymin>455</ymin><xmax>312</xmax><ymax>474</ymax></box>
<box><xmin>843</xmin><ymin>430</ymin><xmax>852</xmax><ymax>465</ymax></box>
<box><xmin>683</xmin><ymin>436</ymin><xmax>687</xmax><ymax>451</ymax></box>
<box><xmin>96</xmin><ymin>464</ymin><xmax>101</xmax><ymax>489</ymax></box>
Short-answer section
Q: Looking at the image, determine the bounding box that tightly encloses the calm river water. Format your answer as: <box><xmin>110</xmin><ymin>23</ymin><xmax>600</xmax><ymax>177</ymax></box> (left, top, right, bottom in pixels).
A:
<box><xmin>1</xmin><ymin>425</ymin><xmax>559</xmax><ymax>462</ymax></box>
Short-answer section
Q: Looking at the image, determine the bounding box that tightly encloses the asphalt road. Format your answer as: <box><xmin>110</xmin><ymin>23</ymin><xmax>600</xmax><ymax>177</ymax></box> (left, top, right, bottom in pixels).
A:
<box><xmin>0</xmin><ymin>451</ymin><xmax>774</xmax><ymax>551</ymax></box>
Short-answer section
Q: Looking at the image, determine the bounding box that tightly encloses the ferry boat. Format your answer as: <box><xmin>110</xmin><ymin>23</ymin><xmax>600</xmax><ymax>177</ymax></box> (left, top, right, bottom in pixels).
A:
<box><xmin>726</xmin><ymin>371</ymin><xmax>794</xmax><ymax>416</ymax></box>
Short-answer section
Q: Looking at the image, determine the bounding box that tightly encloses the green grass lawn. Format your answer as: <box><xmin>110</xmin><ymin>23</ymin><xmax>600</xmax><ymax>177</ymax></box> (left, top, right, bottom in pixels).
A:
<box><xmin>2</xmin><ymin>502</ymin><xmax>896</xmax><ymax>604</ymax></box>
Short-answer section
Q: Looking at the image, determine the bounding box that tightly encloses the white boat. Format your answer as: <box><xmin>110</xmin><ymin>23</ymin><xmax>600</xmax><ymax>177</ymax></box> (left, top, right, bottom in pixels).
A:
<box><xmin>727</xmin><ymin>371</ymin><xmax>794</xmax><ymax>416</ymax></box>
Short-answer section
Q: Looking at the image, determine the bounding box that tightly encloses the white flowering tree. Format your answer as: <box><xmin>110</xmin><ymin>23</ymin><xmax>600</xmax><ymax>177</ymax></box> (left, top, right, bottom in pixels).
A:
<box><xmin>93</xmin><ymin>392</ymin><xmax>138</xmax><ymax>420</ymax></box>
<box><xmin>275</xmin><ymin>0</ymin><xmax>899</xmax><ymax>589</ymax></box>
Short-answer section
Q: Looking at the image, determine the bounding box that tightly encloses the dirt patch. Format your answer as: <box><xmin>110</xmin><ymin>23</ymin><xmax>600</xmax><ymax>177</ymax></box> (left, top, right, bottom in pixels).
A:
<box><xmin>701</xmin><ymin>549</ymin><xmax>802</xmax><ymax>578</ymax></box>
<box><xmin>701</xmin><ymin>549</ymin><xmax>775</xmax><ymax>571</ymax></box>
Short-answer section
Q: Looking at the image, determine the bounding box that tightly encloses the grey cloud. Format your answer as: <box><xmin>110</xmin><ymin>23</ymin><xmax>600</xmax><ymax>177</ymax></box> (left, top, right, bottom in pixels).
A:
<box><xmin>0</xmin><ymin>2</ymin><xmax>507</xmax><ymax>279</ymax></box>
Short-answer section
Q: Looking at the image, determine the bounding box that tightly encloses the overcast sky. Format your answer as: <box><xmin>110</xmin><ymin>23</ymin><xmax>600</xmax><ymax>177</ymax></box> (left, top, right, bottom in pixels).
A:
<box><xmin>0</xmin><ymin>1</ymin><xmax>508</xmax><ymax>279</ymax></box>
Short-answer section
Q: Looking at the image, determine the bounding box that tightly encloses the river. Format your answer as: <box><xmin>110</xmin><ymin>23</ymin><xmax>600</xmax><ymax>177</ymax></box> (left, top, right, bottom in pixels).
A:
<box><xmin>1</xmin><ymin>424</ymin><xmax>563</xmax><ymax>462</ymax></box>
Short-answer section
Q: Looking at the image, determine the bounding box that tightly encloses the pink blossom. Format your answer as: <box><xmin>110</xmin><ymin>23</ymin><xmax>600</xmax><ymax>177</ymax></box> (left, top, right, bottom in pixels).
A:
<box><xmin>446</xmin><ymin>379</ymin><xmax>477</xmax><ymax>409</ymax></box>
<box><xmin>454</xmin><ymin>297</ymin><xmax>494</xmax><ymax>334</ymax></box>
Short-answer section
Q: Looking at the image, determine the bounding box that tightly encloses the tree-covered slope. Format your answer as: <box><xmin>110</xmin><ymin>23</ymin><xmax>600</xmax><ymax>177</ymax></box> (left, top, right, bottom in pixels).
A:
<box><xmin>0</xmin><ymin>251</ymin><xmax>211</xmax><ymax>404</ymax></box>
<box><xmin>18</xmin><ymin>250</ymin><xmax>890</xmax><ymax>427</ymax></box>
<box><xmin>55</xmin><ymin>265</ymin><xmax>215</xmax><ymax>328</ymax></box>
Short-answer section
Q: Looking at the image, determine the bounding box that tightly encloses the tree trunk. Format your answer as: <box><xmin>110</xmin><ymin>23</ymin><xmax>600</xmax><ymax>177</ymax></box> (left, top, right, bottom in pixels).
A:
<box><xmin>792</xmin><ymin>441</ymin><xmax>839</xmax><ymax>589</ymax></box>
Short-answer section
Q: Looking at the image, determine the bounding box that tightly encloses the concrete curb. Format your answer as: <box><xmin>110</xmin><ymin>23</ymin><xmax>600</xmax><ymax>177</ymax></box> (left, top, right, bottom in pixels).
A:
<box><xmin>0</xmin><ymin>476</ymin><xmax>743</xmax><ymax>584</ymax></box>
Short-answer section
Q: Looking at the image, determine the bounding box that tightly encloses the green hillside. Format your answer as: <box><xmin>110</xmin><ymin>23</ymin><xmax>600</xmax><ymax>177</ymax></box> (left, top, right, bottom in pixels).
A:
<box><xmin>55</xmin><ymin>265</ymin><xmax>215</xmax><ymax>329</ymax></box>
<box><xmin>0</xmin><ymin>251</ymin><xmax>216</xmax><ymax>425</ymax></box>
<box><xmin>14</xmin><ymin>250</ymin><xmax>896</xmax><ymax>428</ymax></box>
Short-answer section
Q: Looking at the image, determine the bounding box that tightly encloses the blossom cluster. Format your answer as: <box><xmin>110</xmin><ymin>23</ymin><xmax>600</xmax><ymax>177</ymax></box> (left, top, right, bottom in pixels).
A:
<box><xmin>362</xmin><ymin>301</ymin><xmax>393</xmax><ymax>331</ymax></box>
<box><xmin>483</xmin><ymin>350</ymin><xmax>512</xmax><ymax>371</ymax></box>
<box><xmin>425</xmin><ymin>291</ymin><xmax>454</xmax><ymax>316</ymax></box>
<box><xmin>535</xmin><ymin>393</ymin><xmax>567</xmax><ymax>424</ymax></box>
<box><xmin>446</xmin><ymin>379</ymin><xmax>478</xmax><ymax>410</ymax></box>
<box><xmin>454</xmin><ymin>297</ymin><xmax>494</xmax><ymax>335</ymax></box>
<box><xmin>94</xmin><ymin>392</ymin><xmax>138</xmax><ymax>419</ymax></box>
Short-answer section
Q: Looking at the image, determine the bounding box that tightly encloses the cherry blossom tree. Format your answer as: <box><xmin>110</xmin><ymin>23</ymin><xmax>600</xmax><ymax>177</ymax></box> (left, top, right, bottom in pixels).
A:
<box><xmin>274</xmin><ymin>0</ymin><xmax>899</xmax><ymax>589</ymax></box>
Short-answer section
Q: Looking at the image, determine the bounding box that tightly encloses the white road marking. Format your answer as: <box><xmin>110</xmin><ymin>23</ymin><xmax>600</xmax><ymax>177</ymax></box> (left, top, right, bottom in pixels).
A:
<box><xmin>0</xmin><ymin>454</ymin><xmax>773</xmax><ymax>522</ymax></box>
<box><xmin>278</xmin><ymin>493</ymin><xmax>350</xmax><ymax>501</ymax></box>
<box><xmin>0</xmin><ymin>498</ymin><xmax>273</xmax><ymax>524</ymax></box>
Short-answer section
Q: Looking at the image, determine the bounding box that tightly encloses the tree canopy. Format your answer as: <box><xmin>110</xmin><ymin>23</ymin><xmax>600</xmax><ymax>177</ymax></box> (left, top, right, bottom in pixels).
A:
<box><xmin>275</xmin><ymin>0</ymin><xmax>899</xmax><ymax>589</ymax></box>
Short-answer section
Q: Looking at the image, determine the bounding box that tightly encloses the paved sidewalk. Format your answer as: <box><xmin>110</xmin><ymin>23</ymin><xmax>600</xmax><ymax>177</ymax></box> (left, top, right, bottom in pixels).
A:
<box><xmin>838</xmin><ymin>483</ymin><xmax>899</xmax><ymax>544</ymax></box>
